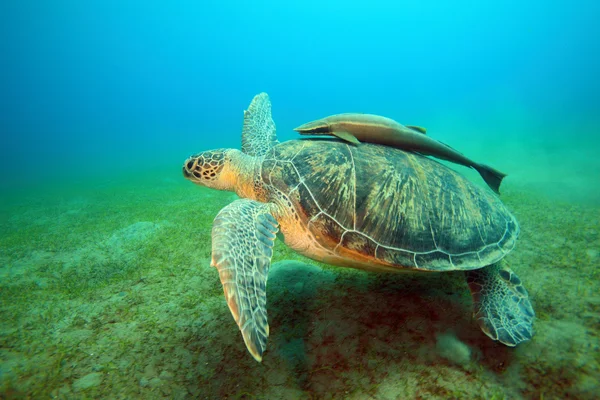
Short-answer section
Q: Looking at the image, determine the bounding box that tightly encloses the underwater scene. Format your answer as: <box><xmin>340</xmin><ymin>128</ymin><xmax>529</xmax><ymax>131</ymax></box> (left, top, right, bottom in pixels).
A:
<box><xmin>1</xmin><ymin>1</ymin><xmax>599</xmax><ymax>399</ymax></box>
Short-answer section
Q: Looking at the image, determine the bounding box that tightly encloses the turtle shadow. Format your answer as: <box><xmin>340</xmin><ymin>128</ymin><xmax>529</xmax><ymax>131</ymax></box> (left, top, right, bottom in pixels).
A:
<box><xmin>183</xmin><ymin>260</ymin><xmax>519</xmax><ymax>397</ymax></box>
<box><xmin>266</xmin><ymin>261</ymin><xmax>518</xmax><ymax>392</ymax></box>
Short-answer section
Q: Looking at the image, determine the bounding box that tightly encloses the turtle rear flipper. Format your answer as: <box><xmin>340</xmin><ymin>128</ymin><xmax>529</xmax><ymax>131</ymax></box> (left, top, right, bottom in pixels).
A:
<box><xmin>211</xmin><ymin>199</ymin><xmax>279</xmax><ymax>362</ymax></box>
<box><xmin>465</xmin><ymin>262</ymin><xmax>535</xmax><ymax>346</ymax></box>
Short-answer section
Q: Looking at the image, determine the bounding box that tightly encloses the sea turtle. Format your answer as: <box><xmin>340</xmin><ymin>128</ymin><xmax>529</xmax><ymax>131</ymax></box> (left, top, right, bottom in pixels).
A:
<box><xmin>183</xmin><ymin>93</ymin><xmax>534</xmax><ymax>362</ymax></box>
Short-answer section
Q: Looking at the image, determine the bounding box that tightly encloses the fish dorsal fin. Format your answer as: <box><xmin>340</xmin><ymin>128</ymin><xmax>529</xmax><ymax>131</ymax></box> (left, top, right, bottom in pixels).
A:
<box><xmin>406</xmin><ymin>125</ymin><xmax>427</xmax><ymax>134</ymax></box>
<box><xmin>332</xmin><ymin>131</ymin><xmax>361</xmax><ymax>145</ymax></box>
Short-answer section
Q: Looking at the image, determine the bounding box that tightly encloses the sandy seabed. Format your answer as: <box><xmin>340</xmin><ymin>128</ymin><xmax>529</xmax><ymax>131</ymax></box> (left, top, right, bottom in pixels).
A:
<box><xmin>0</xmin><ymin>171</ymin><xmax>598</xmax><ymax>399</ymax></box>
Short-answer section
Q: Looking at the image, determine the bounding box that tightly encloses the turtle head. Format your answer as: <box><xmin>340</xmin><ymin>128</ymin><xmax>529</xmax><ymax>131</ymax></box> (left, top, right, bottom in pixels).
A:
<box><xmin>183</xmin><ymin>148</ymin><xmax>257</xmax><ymax>198</ymax></box>
<box><xmin>183</xmin><ymin>149</ymin><xmax>235</xmax><ymax>190</ymax></box>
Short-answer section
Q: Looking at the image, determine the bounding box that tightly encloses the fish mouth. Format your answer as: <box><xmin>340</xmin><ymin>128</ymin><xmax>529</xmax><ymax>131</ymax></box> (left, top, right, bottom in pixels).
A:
<box><xmin>294</xmin><ymin>120</ymin><xmax>330</xmax><ymax>134</ymax></box>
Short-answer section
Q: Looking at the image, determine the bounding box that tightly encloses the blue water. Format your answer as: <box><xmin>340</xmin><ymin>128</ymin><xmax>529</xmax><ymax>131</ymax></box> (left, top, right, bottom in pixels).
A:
<box><xmin>1</xmin><ymin>0</ymin><xmax>599</xmax><ymax>194</ymax></box>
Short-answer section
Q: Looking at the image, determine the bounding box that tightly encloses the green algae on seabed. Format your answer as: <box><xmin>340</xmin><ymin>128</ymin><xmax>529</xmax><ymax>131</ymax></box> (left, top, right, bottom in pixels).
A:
<box><xmin>0</xmin><ymin>172</ymin><xmax>599</xmax><ymax>399</ymax></box>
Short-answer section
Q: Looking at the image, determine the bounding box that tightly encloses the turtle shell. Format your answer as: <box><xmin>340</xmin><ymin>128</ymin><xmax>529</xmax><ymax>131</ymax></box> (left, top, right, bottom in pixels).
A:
<box><xmin>261</xmin><ymin>139</ymin><xmax>518</xmax><ymax>271</ymax></box>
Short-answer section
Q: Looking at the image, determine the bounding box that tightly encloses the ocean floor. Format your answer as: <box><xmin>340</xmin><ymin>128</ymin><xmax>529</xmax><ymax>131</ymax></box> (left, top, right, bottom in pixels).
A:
<box><xmin>0</xmin><ymin>170</ymin><xmax>599</xmax><ymax>399</ymax></box>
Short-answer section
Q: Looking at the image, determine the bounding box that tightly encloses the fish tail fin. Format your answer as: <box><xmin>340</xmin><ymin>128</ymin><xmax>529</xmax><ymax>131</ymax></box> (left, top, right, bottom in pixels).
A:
<box><xmin>475</xmin><ymin>164</ymin><xmax>506</xmax><ymax>194</ymax></box>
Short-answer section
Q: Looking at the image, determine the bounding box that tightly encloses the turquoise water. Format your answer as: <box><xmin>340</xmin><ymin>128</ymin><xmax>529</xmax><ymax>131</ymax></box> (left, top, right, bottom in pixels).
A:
<box><xmin>1</xmin><ymin>1</ymin><xmax>599</xmax><ymax>398</ymax></box>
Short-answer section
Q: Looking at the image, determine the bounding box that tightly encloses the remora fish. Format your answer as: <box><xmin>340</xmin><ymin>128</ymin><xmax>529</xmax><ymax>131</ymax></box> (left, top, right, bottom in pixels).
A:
<box><xmin>294</xmin><ymin>113</ymin><xmax>506</xmax><ymax>194</ymax></box>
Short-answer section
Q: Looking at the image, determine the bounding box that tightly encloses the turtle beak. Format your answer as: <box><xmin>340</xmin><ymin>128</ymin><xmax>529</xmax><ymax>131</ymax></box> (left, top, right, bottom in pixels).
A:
<box><xmin>183</xmin><ymin>157</ymin><xmax>198</xmax><ymax>179</ymax></box>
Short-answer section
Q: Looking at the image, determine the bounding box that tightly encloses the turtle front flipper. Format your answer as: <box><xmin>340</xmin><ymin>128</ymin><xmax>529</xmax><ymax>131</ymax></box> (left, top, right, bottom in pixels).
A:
<box><xmin>211</xmin><ymin>199</ymin><xmax>279</xmax><ymax>362</ymax></box>
<box><xmin>465</xmin><ymin>262</ymin><xmax>535</xmax><ymax>346</ymax></box>
<box><xmin>241</xmin><ymin>92</ymin><xmax>279</xmax><ymax>157</ymax></box>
